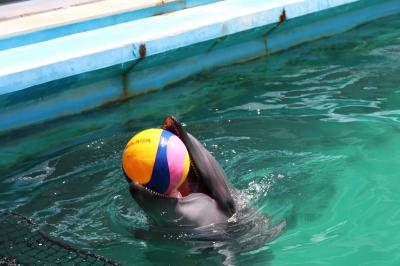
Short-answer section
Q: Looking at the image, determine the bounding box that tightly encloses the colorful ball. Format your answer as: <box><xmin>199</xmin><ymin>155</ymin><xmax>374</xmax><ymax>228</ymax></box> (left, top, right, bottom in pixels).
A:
<box><xmin>122</xmin><ymin>128</ymin><xmax>190</xmax><ymax>194</ymax></box>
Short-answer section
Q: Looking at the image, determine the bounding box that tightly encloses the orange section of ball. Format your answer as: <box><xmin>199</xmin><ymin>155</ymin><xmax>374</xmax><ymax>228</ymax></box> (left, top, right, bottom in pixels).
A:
<box><xmin>122</xmin><ymin>128</ymin><xmax>162</xmax><ymax>184</ymax></box>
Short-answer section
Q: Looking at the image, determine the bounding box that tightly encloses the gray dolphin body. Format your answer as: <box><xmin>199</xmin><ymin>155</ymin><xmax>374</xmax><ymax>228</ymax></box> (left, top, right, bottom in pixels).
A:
<box><xmin>128</xmin><ymin>116</ymin><xmax>285</xmax><ymax>246</ymax></box>
<box><xmin>129</xmin><ymin>116</ymin><xmax>235</xmax><ymax>228</ymax></box>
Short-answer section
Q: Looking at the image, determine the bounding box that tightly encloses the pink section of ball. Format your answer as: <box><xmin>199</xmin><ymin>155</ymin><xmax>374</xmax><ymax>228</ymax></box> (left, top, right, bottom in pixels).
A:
<box><xmin>166</xmin><ymin>135</ymin><xmax>187</xmax><ymax>194</ymax></box>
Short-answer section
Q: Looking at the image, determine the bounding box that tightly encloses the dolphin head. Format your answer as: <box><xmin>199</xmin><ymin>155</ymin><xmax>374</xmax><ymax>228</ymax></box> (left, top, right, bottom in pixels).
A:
<box><xmin>161</xmin><ymin>116</ymin><xmax>236</xmax><ymax>216</ymax></box>
<box><xmin>126</xmin><ymin>116</ymin><xmax>236</xmax><ymax>228</ymax></box>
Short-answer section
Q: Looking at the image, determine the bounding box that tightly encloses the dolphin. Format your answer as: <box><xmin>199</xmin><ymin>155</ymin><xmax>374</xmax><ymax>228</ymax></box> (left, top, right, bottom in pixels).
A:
<box><xmin>127</xmin><ymin>116</ymin><xmax>285</xmax><ymax>247</ymax></box>
<box><xmin>128</xmin><ymin>116</ymin><xmax>236</xmax><ymax>228</ymax></box>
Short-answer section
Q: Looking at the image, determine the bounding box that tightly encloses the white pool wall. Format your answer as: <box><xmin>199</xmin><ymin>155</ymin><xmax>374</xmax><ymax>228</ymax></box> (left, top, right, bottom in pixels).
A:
<box><xmin>0</xmin><ymin>0</ymin><xmax>399</xmax><ymax>132</ymax></box>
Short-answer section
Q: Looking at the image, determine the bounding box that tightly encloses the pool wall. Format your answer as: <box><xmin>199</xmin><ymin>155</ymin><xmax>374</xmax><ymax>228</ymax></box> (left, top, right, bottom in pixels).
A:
<box><xmin>0</xmin><ymin>0</ymin><xmax>399</xmax><ymax>133</ymax></box>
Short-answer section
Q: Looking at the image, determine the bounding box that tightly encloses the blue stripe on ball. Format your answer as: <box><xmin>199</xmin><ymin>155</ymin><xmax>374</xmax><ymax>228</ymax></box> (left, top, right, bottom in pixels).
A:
<box><xmin>146</xmin><ymin>130</ymin><xmax>172</xmax><ymax>193</ymax></box>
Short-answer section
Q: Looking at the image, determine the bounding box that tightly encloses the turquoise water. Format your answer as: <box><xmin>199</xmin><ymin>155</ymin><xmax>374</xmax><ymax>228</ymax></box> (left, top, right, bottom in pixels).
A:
<box><xmin>1</xmin><ymin>14</ymin><xmax>400</xmax><ymax>265</ymax></box>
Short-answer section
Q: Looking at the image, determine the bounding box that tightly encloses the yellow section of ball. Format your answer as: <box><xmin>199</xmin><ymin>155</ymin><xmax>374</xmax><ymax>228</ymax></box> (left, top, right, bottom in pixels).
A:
<box><xmin>122</xmin><ymin>128</ymin><xmax>163</xmax><ymax>184</ymax></box>
<box><xmin>177</xmin><ymin>152</ymin><xmax>190</xmax><ymax>188</ymax></box>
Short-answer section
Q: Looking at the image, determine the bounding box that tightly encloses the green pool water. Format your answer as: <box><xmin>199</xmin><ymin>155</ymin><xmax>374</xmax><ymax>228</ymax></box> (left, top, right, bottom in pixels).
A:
<box><xmin>1</xmin><ymin>14</ymin><xmax>400</xmax><ymax>265</ymax></box>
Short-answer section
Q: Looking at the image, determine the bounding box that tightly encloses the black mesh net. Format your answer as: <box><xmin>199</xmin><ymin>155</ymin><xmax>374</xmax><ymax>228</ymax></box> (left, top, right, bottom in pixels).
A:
<box><xmin>0</xmin><ymin>211</ymin><xmax>120</xmax><ymax>266</ymax></box>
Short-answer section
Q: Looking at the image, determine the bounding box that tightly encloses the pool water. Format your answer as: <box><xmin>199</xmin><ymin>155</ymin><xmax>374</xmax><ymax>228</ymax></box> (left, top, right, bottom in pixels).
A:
<box><xmin>1</xmin><ymin>14</ymin><xmax>400</xmax><ymax>265</ymax></box>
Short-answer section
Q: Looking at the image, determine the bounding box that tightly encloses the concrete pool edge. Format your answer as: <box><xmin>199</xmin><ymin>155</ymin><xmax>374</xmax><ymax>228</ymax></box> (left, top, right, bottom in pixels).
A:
<box><xmin>0</xmin><ymin>0</ymin><xmax>399</xmax><ymax>133</ymax></box>
<box><xmin>0</xmin><ymin>0</ymin><xmax>222</xmax><ymax>51</ymax></box>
